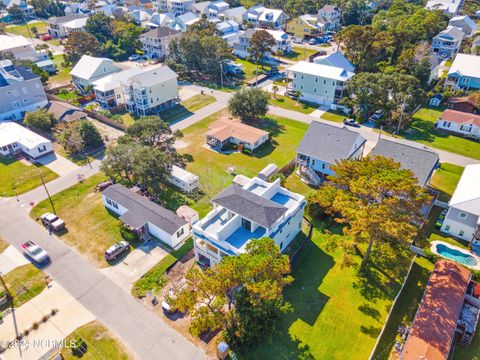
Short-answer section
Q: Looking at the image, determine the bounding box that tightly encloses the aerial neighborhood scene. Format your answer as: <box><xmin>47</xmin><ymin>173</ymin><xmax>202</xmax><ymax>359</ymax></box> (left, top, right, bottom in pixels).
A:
<box><xmin>1</xmin><ymin>0</ymin><xmax>480</xmax><ymax>358</ymax></box>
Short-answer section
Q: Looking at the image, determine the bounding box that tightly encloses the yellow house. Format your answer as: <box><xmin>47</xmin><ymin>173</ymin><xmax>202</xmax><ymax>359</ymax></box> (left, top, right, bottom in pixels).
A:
<box><xmin>286</xmin><ymin>14</ymin><xmax>323</xmax><ymax>40</ymax></box>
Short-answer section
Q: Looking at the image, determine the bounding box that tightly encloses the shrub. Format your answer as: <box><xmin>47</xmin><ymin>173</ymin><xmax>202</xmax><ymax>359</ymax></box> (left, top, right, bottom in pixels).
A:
<box><xmin>422</xmin><ymin>248</ymin><xmax>439</xmax><ymax>263</ymax></box>
<box><xmin>243</xmin><ymin>148</ymin><xmax>252</xmax><ymax>154</ymax></box>
<box><xmin>24</xmin><ymin>109</ymin><xmax>56</xmax><ymax>132</ymax></box>
<box><xmin>120</xmin><ymin>225</ymin><xmax>139</xmax><ymax>243</ymax></box>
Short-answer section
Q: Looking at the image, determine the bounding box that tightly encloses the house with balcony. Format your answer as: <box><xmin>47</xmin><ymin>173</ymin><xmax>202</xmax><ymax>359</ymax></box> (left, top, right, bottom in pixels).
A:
<box><xmin>102</xmin><ymin>184</ymin><xmax>190</xmax><ymax>247</ymax></box>
<box><xmin>0</xmin><ymin>60</ymin><xmax>48</xmax><ymax>120</ymax></box>
<box><xmin>286</xmin><ymin>14</ymin><xmax>323</xmax><ymax>40</ymax></box>
<box><xmin>243</xmin><ymin>5</ymin><xmax>288</xmax><ymax>30</ymax></box>
<box><xmin>120</xmin><ymin>65</ymin><xmax>179</xmax><ymax>116</ymax></box>
<box><xmin>216</xmin><ymin>20</ymin><xmax>241</xmax><ymax>46</ymax></box>
<box><xmin>158</xmin><ymin>0</ymin><xmax>194</xmax><ymax>15</ymax></box>
<box><xmin>140</xmin><ymin>27</ymin><xmax>182</xmax><ymax>59</ymax></box>
<box><xmin>192</xmin><ymin>175</ymin><xmax>306</xmax><ymax>267</ymax></box>
<box><xmin>317</xmin><ymin>4</ymin><xmax>341</xmax><ymax>32</ymax></box>
<box><xmin>0</xmin><ymin>35</ymin><xmax>43</xmax><ymax>62</ymax></box>
<box><xmin>446</xmin><ymin>53</ymin><xmax>480</xmax><ymax>90</ymax></box>
<box><xmin>441</xmin><ymin>164</ymin><xmax>480</xmax><ymax>243</ymax></box>
<box><xmin>222</xmin><ymin>6</ymin><xmax>246</xmax><ymax>23</ymax></box>
<box><xmin>431</xmin><ymin>26</ymin><xmax>464</xmax><ymax>59</ymax></box>
<box><xmin>287</xmin><ymin>60</ymin><xmax>354</xmax><ymax>106</ymax></box>
<box><xmin>296</xmin><ymin>122</ymin><xmax>366</xmax><ymax>185</ymax></box>
<box><xmin>46</xmin><ymin>14</ymin><xmax>89</xmax><ymax>38</ymax></box>
<box><xmin>70</xmin><ymin>55</ymin><xmax>122</xmax><ymax>93</ymax></box>
<box><xmin>233</xmin><ymin>28</ymin><xmax>291</xmax><ymax>58</ymax></box>
<box><xmin>435</xmin><ymin>109</ymin><xmax>480</xmax><ymax>139</ymax></box>
<box><xmin>207</xmin><ymin>0</ymin><xmax>229</xmax><ymax>17</ymax></box>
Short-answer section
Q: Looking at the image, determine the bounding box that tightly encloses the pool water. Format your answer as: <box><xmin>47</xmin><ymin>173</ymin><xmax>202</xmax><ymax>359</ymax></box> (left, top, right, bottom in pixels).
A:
<box><xmin>435</xmin><ymin>243</ymin><xmax>478</xmax><ymax>267</ymax></box>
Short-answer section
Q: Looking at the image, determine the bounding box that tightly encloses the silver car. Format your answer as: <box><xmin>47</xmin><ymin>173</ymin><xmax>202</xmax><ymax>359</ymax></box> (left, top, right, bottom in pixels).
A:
<box><xmin>22</xmin><ymin>240</ymin><xmax>49</xmax><ymax>264</ymax></box>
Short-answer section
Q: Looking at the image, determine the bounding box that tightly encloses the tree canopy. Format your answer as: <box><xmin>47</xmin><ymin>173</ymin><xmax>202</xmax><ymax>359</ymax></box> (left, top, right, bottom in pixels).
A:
<box><xmin>24</xmin><ymin>109</ymin><xmax>56</xmax><ymax>132</ymax></box>
<box><xmin>308</xmin><ymin>156</ymin><xmax>429</xmax><ymax>268</ymax></box>
<box><xmin>171</xmin><ymin>237</ymin><xmax>292</xmax><ymax>349</ymax></box>
<box><xmin>248</xmin><ymin>30</ymin><xmax>276</xmax><ymax>66</ymax></box>
<box><xmin>228</xmin><ymin>87</ymin><xmax>269</xmax><ymax>122</ymax></box>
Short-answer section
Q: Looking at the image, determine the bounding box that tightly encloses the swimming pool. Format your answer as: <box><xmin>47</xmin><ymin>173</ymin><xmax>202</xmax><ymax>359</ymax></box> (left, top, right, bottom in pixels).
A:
<box><xmin>434</xmin><ymin>243</ymin><xmax>479</xmax><ymax>267</ymax></box>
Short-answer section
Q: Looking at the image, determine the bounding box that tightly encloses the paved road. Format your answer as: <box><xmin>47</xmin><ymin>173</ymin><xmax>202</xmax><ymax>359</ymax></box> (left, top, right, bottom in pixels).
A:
<box><xmin>0</xmin><ymin>162</ymin><xmax>204</xmax><ymax>360</ymax></box>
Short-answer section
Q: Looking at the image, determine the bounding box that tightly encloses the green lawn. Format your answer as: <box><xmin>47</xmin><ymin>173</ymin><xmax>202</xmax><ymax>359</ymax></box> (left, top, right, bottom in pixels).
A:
<box><xmin>30</xmin><ymin>173</ymin><xmax>128</xmax><ymax>267</ymax></box>
<box><xmin>132</xmin><ymin>238</ymin><xmax>193</xmax><ymax>297</ymax></box>
<box><xmin>179</xmin><ymin>110</ymin><xmax>309</xmax><ymax>211</ymax></box>
<box><xmin>401</xmin><ymin>107</ymin><xmax>480</xmax><ymax>160</ymax></box>
<box><xmin>6</xmin><ymin>21</ymin><xmax>47</xmax><ymax>37</ymax></box>
<box><xmin>235</xmin><ymin>58</ymin><xmax>271</xmax><ymax>81</ymax></box>
<box><xmin>278</xmin><ymin>46</ymin><xmax>319</xmax><ymax>62</ymax></box>
<box><xmin>3</xmin><ymin>264</ymin><xmax>46</xmax><ymax>308</ymax></box>
<box><xmin>429</xmin><ymin>163</ymin><xmax>464</xmax><ymax>201</ymax></box>
<box><xmin>0</xmin><ymin>157</ymin><xmax>58</xmax><ymax>197</ymax></box>
<box><xmin>372</xmin><ymin>256</ymin><xmax>434</xmax><ymax>360</ymax></box>
<box><xmin>0</xmin><ymin>236</ymin><xmax>9</xmax><ymax>253</ymax></box>
<box><xmin>48</xmin><ymin>54</ymin><xmax>72</xmax><ymax>86</ymax></box>
<box><xmin>320</xmin><ymin>111</ymin><xmax>346</xmax><ymax>123</ymax></box>
<box><xmin>61</xmin><ymin>321</ymin><xmax>131</xmax><ymax>360</ymax></box>
<box><xmin>283</xmin><ymin>172</ymin><xmax>315</xmax><ymax>198</ymax></box>
<box><xmin>249</xmin><ymin>219</ymin><xmax>413</xmax><ymax>359</ymax></box>
<box><xmin>159</xmin><ymin>94</ymin><xmax>216</xmax><ymax>123</ymax></box>
<box><xmin>268</xmin><ymin>94</ymin><xmax>318</xmax><ymax>114</ymax></box>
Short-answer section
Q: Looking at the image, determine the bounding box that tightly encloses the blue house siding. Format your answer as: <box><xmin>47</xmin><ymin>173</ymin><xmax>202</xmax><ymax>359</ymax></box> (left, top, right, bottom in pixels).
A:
<box><xmin>309</xmin><ymin>157</ymin><xmax>335</xmax><ymax>176</ymax></box>
<box><xmin>449</xmin><ymin>75</ymin><xmax>480</xmax><ymax>90</ymax></box>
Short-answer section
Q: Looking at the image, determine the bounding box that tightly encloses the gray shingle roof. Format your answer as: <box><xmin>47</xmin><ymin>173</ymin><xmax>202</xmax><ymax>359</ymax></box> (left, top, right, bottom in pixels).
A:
<box><xmin>370</xmin><ymin>138</ymin><xmax>439</xmax><ymax>187</ymax></box>
<box><xmin>212</xmin><ymin>184</ymin><xmax>287</xmax><ymax>228</ymax></box>
<box><xmin>46</xmin><ymin>13</ymin><xmax>88</xmax><ymax>25</ymax></box>
<box><xmin>102</xmin><ymin>184</ymin><xmax>187</xmax><ymax>234</ymax></box>
<box><xmin>296</xmin><ymin>122</ymin><xmax>366</xmax><ymax>164</ymax></box>
<box><xmin>141</xmin><ymin>27</ymin><xmax>181</xmax><ymax>39</ymax></box>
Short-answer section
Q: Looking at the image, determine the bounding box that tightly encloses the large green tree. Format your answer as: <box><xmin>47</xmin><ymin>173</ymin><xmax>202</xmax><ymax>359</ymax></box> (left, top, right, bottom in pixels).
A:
<box><xmin>309</xmin><ymin>156</ymin><xmax>429</xmax><ymax>268</ymax></box>
<box><xmin>171</xmin><ymin>237</ymin><xmax>292</xmax><ymax>349</ymax></box>
<box><xmin>24</xmin><ymin>109</ymin><xmax>56</xmax><ymax>132</ymax></box>
<box><xmin>248</xmin><ymin>30</ymin><xmax>276</xmax><ymax>67</ymax></box>
<box><xmin>64</xmin><ymin>32</ymin><xmax>100</xmax><ymax>64</ymax></box>
<box><xmin>228</xmin><ymin>87</ymin><xmax>269</xmax><ymax>122</ymax></box>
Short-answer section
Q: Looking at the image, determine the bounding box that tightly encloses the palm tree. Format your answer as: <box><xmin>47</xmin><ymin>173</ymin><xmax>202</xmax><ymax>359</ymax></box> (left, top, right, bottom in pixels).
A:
<box><xmin>272</xmin><ymin>85</ymin><xmax>279</xmax><ymax>99</ymax></box>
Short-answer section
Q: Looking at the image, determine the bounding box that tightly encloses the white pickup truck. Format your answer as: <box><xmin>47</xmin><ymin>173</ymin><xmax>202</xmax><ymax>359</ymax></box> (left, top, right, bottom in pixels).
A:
<box><xmin>40</xmin><ymin>213</ymin><xmax>65</xmax><ymax>231</ymax></box>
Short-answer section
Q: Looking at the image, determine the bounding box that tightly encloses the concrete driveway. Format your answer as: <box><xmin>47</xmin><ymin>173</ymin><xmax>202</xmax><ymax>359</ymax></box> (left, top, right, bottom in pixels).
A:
<box><xmin>36</xmin><ymin>153</ymin><xmax>80</xmax><ymax>177</ymax></box>
<box><xmin>101</xmin><ymin>239</ymin><xmax>169</xmax><ymax>292</ymax></box>
<box><xmin>0</xmin><ymin>245</ymin><xmax>30</xmax><ymax>275</ymax></box>
<box><xmin>0</xmin><ymin>281</ymin><xmax>95</xmax><ymax>360</ymax></box>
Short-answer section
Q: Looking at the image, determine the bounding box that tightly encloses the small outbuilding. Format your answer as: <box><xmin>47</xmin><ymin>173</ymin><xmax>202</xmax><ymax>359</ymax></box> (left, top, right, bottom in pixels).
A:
<box><xmin>176</xmin><ymin>205</ymin><xmax>200</xmax><ymax>226</ymax></box>
<box><xmin>258</xmin><ymin>163</ymin><xmax>278</xmax><ymax>181</ymax></box>
<box><xmin>168</xmin><ymin>165</ymin><xmax>199</xmax><ymax>193</ymax></box>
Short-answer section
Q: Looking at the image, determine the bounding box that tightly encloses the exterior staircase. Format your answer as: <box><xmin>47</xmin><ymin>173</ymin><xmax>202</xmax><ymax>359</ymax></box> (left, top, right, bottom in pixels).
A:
<box><xmin>298</xmin><ymin>160</ymin><xmax>322</xmax><ymax>186</ymax></box>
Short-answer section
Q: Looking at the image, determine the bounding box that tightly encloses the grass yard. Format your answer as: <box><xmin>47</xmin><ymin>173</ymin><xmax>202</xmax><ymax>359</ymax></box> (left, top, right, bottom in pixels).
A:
<box><xmin>429</xmin><ymin>163</ymin><xmax>464</xmax><ymax>201</ymax></box>
<box><xmin>283</xmin><ymin>172</ymin><xmax>315</xmax><ymax>198</ymax></box>
<box><xmin>278</xmin><ymin>46</ymin><xmax>319</xmax><ymax>62</ymax></box>
<box><xmin>61</xmin><ymin>321</ymin><xmax>131</xmax><ymax>360</ymax></box>
<box><xmin>132</xmin><ymin>238</ymin><xmax>193</xmax><ymax>297</ymax></box>
<box><xmin>159</xmin><ymin>94</ymin><xmax>216</xmax><ymax>123</ymax></box>
<box><xmin>0</xmin><ymin>235</ymin><xmax>10</xmax><ymax>253</ymax></box>
<box><xmin>179</xmin><ymin>110</ymin><xmax>309</xmax><ymax>212</ymax></box>
<box><xmin>320</xmin><ymin>111</ymin><xmax>346</xmax><ymax>123</ymax></box>
<box><xmin>235</xmin><ymin>58</ymin><xmax>271</xmax><ymax>81</ymax></box>
<box><xmin>30</xmin><ymin>173</ymin><xmax>128</xmax><ymax>267</ymax></box>
<box><xmin>249</xmin><ymin>219</ymin><xmax>413</xmax><ymax>359</ymax></box>
<box><xmin>3</xmin><ymin>264</ymin><xmax>46</xmax><ymax>308</ymax></box>
<box><xmin>401</xmin><ymin>107</ymin><xmax>480</xmax><ymax>160</ymax></box>
<box><xmin>0</xmin><ymin>157</ymin><xmax>58</xmax><ymax>197</ymax></box>
<box><xmin>48</xmin><ymin>54</ymin><xmax>72</xmax><ymax>86</ymax></box>
<box><xmin>268</xmin><ymin>94</ymin><xmax>318</xmax><ymax>114</ymax></box>
<box><xmin>6</xmin><ymin>21</ymin><xmax>47</xmax><ymax>37</ymax></box>
<box><xmin>372</xmin><ymin>256</ymin><xmax>434</xmax><ymax>360</ymax></box>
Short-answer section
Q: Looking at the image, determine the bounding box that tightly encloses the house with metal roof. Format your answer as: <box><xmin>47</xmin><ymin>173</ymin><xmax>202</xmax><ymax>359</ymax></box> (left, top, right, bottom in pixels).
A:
<box><xmin>401</xmin><ymin>259</ymin><xmax>480</xmax><ymax>359</ymax></box>
<box><xmin>441</xmin><ymin>164</ymin><xmax>480</xmax><ymax>243</ymax></box>
<box><xmin>192</xmin><ymin>175</ymin><xmax>306</xmax><ymax>267</ymax></box>
<box><xmin>296</xmin><ymin>122</ymin><xmax>366</xmax><ymax>185</ymax></box>
<box><xmin>287</xmin><ymin>60</ymin><xmax>355</xmax><ymax>106</ymax></box>
<box><xmin>101</xmin><ymin>184</ymin><xmax>190</xmax><ymax>248</ymax></box>
<box><xmin>370</xmin><ymin>138</ymin><xmax>439</xmax><ymax>187</ymax></box>
<box><xmin>70</xmin><ymin>55</ymin><xmax>122</xmax><ymax>93</ymax></box>
<box><xmin>446</xmin><ymin>53</ymin><xmax>480</xmax><ymax>90</ymax></box>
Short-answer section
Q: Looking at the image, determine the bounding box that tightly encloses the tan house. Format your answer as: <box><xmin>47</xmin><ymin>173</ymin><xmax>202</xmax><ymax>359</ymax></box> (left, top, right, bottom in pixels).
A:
<box><xmin>205</xmin><ymin>118</ymin><xmax>269</xmax><ymax>152</ymax></box>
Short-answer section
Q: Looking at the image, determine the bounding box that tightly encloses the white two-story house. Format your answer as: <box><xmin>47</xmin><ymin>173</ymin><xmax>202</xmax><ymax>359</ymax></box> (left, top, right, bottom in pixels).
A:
<box><xmin>192</xmin><ymin>175</ymin><xmax>306</xmax><ymax>267</ymax></box>
<box><xmin>233</xmin><ymin>28</ymin><xmax>291</xmax><ymax>58</ymax></box>
<box><xmin>431</xmin><ymin>26</ymin><xmax>464</xmax><ymax>59</ymax></box>
<box><xmin>441</xmin><ymin>164</ymin><xmax>480</xmax><ymax>243</ymax></box>
<box><xmin>243</xmin><ymin>5</ymin><xmax>288</xmax><ymax>30</ymax></box>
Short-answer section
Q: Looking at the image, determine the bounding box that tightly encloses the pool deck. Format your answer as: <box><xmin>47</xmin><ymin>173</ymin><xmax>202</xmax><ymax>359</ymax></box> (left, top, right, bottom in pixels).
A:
<box><xmin>431</xmin><ymin>240</ymin><xmax>480</xmax><ymax>271</ymax></box>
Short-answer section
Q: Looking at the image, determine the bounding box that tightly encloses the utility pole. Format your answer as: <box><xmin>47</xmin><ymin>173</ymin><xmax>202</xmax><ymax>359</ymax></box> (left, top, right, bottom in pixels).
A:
<box><xmin>40</xmin><ymin>174</ymin><xmax>56</xmax><ymax>214</ymax></box>
<box><xmin>219</xmin><ymin>62</ymin><xmax>224</xmax><ymax>89</ymax></box>
<box><xmin>84</xmin><ymin>151</ymin><xmax>92</xmax><ymax>169</ymax></box>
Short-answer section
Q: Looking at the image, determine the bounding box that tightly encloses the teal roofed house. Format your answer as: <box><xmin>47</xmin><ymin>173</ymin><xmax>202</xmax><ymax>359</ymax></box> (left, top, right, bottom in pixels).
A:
<box><xmin>446</xmin><ymin>53</ymin><xmax>480</xmax><ymax>90</ymax></box>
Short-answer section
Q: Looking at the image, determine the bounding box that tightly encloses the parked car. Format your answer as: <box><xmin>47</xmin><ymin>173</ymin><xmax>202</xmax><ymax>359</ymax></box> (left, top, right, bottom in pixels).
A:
<box><xmin>293</xmin><ymin>38</ymin><xmax>303</xmax><ymax>44</ymax></box>
<box><xmin>128</xmin><ymin>54</ymin><xmax>142</xmax><ymax>61</ymax></box>
<box><xmin>343</xmin><ymin>118</ymin><xmax>360</xmax><ymax>127</ymax></box>
<box><xmin>104</xmin><ymin>241</ymin><xmax>130</xmax><ymax>261</ymax></box>
<box><xmin>40</xmin><ymin>213</ymin><xmax>65</xmax><ymax>231</ymax></box>
<box><xmin>435</xmin><ymin>210</ymin><xmax>447</xmax><ymax>229</ymax></box>
<box><xmin>96</xmin><ymin>180</ymin><xmax>114</xmax><ymax>192</ymax></box>
<box><xmin>22</xmin><ymin>240</ymin><xmax>49</xmax><ymax>264</ymax></box>
<box><xmin>368</xmin><ymin>110</ymin><xmax>384</xmax><ymax>122</ymax></box>
<box><xmin>41</xmin><ymin>34</ymin><xmax>52</xmax><ymax>41</ymax></box>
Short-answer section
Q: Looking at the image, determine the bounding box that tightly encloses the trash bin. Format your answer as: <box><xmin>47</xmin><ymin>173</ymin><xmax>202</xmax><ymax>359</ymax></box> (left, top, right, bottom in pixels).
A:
<box><xmin>217</xmin><ymin>342</ymin><xmax>229</xmax><ymax>360</ymax></box>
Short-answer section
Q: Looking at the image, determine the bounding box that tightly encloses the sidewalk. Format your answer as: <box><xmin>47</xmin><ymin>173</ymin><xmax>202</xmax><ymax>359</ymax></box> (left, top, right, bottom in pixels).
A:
<box><xmin>0</xmin><ymin>245</ymin><xmax>30</xmax><ymax>275</ymax></box>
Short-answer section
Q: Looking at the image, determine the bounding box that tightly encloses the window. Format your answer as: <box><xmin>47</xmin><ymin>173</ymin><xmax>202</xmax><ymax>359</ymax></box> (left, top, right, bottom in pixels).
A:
<box><xmin>459</xmin><ymin>230</ymin><xmax>465</xmax><ymax>236</ymax></box>
<box><xmin>299</xmin><ymin>222</ymin><xmax>301</xmax><ymax>229</ymax></box>
<box><xmin>459</xmin><ymin>212</ymin><xmax>467</xmax><ymax>219</ymax></box>
<box><xmin>106</xmin><ymin>198</ymin><xmax>112</xmax><ymax>205</ymax></box>
<box><xmin>38</xmin><ymin>145</ymin><xmax>47</xmax><ymax>153</ymax></box>
<box><xmin>177</xmin><ymin>228</ymin><xmax>184</xmax><ymax>237</ymax></box>
<box><xmin>322</xmin><ymin>163</ymin><xmax>325</xmax><ymax>169</ymax></box>
<box><xmin>323</xmin><ymin>79</ymin><xmax>326</xmax><ymax>84</ymax></box>
<box><xmin>279</xmin><ymin>242</ymin><xmax>283</xmax><ymax>250</ymax></box>
<box><xmin>311</xmin><ymin>159</ymin><xmax>315</xmax><ymax>165</ymax></box>
<box><xmin>12</xmin><ymin>101</ymin><xmax>21</xmax><ymax>108</ymax></box>
<box><xmin>23</xmin><ymin>98</ymin><xmax>29</xmax><ymax>103</ymax></box>
<box><xmin>445</xmin><ymin>225</ymin><xmax>450</xmax><ymax>231</ymax></box>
